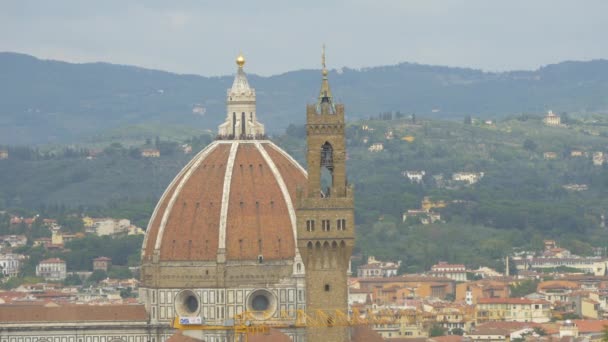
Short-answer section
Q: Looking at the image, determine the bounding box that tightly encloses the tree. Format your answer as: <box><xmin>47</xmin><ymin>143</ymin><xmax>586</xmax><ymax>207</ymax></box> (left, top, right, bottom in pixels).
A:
<box><xmin>464</xmin><ymin>115</ymin><xmax>472</xmax><ymax>125</ymax></box>
<box><xmin>64</xmin><ymin>274</ymin><xmax>83</xmax><ymax>286</ymax></box>
<box><xmin>430</xmin><ymin>324</ymin><xmax>446</xmax><ymax>337</ymax></box>
<box><xmin>523</xmin><ymin>139</ymin><xmax>537</xmax><ymax>151</ymax></box>
<box><xmin>120</xmin><ymin>287</ymin><xmax>136</xmax><ymax>298</ymax></box>
<box><xmin>87</xmin><ymin>270</ymin><xmax>107</xmax><ymax>283</ymax></box>
<box><xmin>57</xmin><ymin>215</ymin><xmax>84</xmax><ymax>233</ymax></box>
<box><xmin>108</xmin><ymin>266</ymin><xmax>133</xmax><ymax>279</ymax></box>
<box><xmin>533</xmin><ymin>327</ymin><xmax>547</xmax><ymax>336</ymax></box>
<box><xmin>510</xmin><ymin>279</ymin><xmax>539</xmax><ymax>297</ymax></box>
<box><xmin>451</xmin><ymin>328</ymin><xmax>464</xmax><ymax>336</ymax></box>
<box><xmin>103</xmin><ymin>142</ymin><xmax>125</xmax><ymax>157</ymax></box>
<box><xmin>601</xmin><ymin>324</ymin><xmax>608</xmax><ymax>342</ymax></box>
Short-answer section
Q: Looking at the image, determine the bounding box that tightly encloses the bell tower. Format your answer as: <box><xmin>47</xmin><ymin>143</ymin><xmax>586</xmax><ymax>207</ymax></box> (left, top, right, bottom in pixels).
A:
<box><xmin>297</xmin><ymin>46</ymin><xmax>354</xmax><ymax>341</ymax></box>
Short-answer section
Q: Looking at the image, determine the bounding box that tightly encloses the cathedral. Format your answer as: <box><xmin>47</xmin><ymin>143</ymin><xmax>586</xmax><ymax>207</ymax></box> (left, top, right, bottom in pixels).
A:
<box><xmin>0</xmin><ymin>52</ymin><xmax>380</xmax><ymax>342</ymax></box>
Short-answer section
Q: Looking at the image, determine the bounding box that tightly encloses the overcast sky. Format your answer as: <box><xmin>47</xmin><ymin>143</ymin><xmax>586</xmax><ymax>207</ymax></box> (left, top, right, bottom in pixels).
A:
<box><xmin>1</xmin><ymin>1</ymin><xmax>607</xmax><ymax>76</ymax></box>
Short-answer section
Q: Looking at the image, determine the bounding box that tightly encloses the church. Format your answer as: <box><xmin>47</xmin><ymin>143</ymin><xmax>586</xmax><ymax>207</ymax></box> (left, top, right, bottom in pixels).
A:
<box><xmin>0</xmin><ymin>52</ymin><xmax>381</xmax><ymax>342</ymax></box>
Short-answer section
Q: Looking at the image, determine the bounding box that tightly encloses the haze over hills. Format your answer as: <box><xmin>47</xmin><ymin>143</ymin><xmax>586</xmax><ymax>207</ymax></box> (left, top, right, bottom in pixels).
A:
<box><xmin>1</xmin><ymin>52</ymin><xmax>608</xmax><ymax>145</ymax></box>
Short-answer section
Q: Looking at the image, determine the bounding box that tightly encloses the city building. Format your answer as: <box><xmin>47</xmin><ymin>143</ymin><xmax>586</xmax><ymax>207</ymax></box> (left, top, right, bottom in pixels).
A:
<box><xmin>402</xmin><ymin>210</ymin><xmax>442</xmax><ymax>225</ymax></box>
<box><xmin>181</xmin><ymin>144</ymin><xmax>193</xmax><ymax>154</ymax></box>
<box><xmin>593</xmin><ymin>152</ymin><xmax>605</xmax><ymax>166</ymax></box>
<box><xmin>357</xmin><ymin>276</ymin><xmax>456</xmax><ymax>302</ymax></box>
<box><xmin>421</xmin><ymin>197</ymin><xmax>447</xmax><ymax>212</ymax></box>
<box><xmin>0</xmin><ymin>149</ymin><xmax>8</xmax><ymax>160</ymax></box>
<box><xmin>543</xmin><ymin>152</ymin><xmax>558</xmax><ymax>160</ymax></box>
<box><xmin>543</xmin><ymin>110</ymin><xmax>561</xmax><ymax>126</ymax></box>
<box><xmin>141</xmin><ymin>148</ymin><xmax>161</xmax><ymax>158</ymax></box>
<box><xmin>0</xmin><ymin>234</ymin><xmax>27</xmax><ymax>248</ymax></box>
<box><xmin>537</xmin><ymin>280</ymin><xmax>579</xmax><ymax>303</ymax></box>
<box><xmin>455</xmin><ymin>280</ymin><xmax>510</xmax><ymax>305</ymax></box>
<box><xmin>452</xmin><ymin>172</ymin><xmax>484</xmax><ymax>185</ymax></box>
<box><xmin>93</xmin><ymin>256</ymin><xmax>112</xmax><ymax>272</ymax></box>
<box><xmin>403</xmin><ymin>170</ymin><xmax>426</xmax><ymax>183</ymax></box>
<box><xmin>91</xmin><ymin>218</ymin><xmax>132</xmax><ymax>236</ymax></box>
<box><xmin>357</xmin><ymin>256</ymin><xmax>401</xmax><ymax>278</ymax></box>
<box><xmin>516</xmin><ymin>257</ymin><xmax>607</xmax><ymax>275</ymax></box>
<box><xmin>36</xmin><ymin>258</ymin><xmax>67</xmax><ymax>281</ymax></box>
<box><xmin>368</xmin><ymin>142</ymin><xmax>384</xmax><ymax>152</ymax></box>
<box><xmin>0</xmin><ymin>253</ymin><xmax>22</xmax><ymax>277</ymax></box>
<box><xmin>475</xmin><ymin>298</ymin><xmax>551</xmax><ymax>323</ymax></box>
<box><xmin>570</xmin><ymin>150</ymin><xmax>586</xmax><ymax>157</ymax></box>
<box><xmin>429</xmin><ymin>262</ymin><xmax>467</xmax><ymax>282</ymax></box>
<box><xmin>0</xmin><ymin>305</ymin><xmax>166</xmax><ymax>341</ymax></box>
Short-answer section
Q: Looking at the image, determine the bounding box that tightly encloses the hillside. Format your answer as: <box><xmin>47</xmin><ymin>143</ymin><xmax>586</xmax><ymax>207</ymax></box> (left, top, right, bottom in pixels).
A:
<box><xmin>2</xmin><ymin>116</ymin><xmax>608</xmax><ymax>270</ymax></box>
<box><xmin>1</xmin><ymin>52</ymin><xmax>608</xmax><ymax>144</ymax></box>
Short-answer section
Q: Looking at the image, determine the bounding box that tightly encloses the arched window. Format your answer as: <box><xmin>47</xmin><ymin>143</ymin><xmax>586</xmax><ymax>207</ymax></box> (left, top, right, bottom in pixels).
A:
<box><xmin>320</xmin><ymin>142</ymin><xmax>334</xmax><ymax>196</ymax></box>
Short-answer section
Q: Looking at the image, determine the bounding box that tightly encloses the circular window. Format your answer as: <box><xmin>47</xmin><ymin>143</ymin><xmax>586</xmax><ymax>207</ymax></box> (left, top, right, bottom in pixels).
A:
<box><xmin>251</xmin><ymin>294</ymin><xmax>269</xmax><ymax>311</ymax></box>
<box><xmin>175</xmin><ymin>290</ymin><xmax>200</xmax><ymax>317</ymax></box>
<box><xmin>185</xmin><ymin>294</ymin><xmax>198</xmax><ymax>312</ymax></box>
<box><xmin>246</xmin><ymin>289</ymin><xmax>277</xmax><ymax>319</ymax></box>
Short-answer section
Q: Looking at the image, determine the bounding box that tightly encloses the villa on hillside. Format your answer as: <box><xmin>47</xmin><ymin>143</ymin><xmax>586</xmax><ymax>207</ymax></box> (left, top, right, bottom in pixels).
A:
<box><xmin>402</xmin><ymin>170</ymin><xmax>426</xmax><ymax>183</ymax></box>
<box><xmin>543</xmin><ymin>110</ymin><xmax>561</xmax><ymax>126</ymax></box>
<box><xmin>140</xmin><ymin>148</ymin><xmax>160</xmax><ymax>158</ymax></box>
<box><xmin>452</xmin><ymin>172</ymin><xmax>484</xmax><ymax>185</ymax></box>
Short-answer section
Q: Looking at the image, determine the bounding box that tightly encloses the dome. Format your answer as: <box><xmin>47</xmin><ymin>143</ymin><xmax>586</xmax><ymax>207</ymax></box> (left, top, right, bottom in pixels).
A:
<box><xmin>141</xmin><ymin>140</ymin><xmax>307</xmax><ymax>263</ymax></box>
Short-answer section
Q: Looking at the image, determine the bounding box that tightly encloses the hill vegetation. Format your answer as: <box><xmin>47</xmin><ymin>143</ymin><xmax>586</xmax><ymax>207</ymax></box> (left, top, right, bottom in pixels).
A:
<box><xmin>1</xmin><ymin>52</ymin><xmax>608</xmax><ymax>144</ymax></box>
<box><xmin>2</xmin><ymin>114</ymin><xmax>608</xmax><ymax>271</ymax></box>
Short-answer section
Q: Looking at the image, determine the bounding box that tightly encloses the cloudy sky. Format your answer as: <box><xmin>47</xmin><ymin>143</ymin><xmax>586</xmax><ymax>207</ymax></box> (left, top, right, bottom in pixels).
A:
<box><xmin>1</xmin><ymin>1</ymin><xmax>607</xmax><ymax>76</ymax></box>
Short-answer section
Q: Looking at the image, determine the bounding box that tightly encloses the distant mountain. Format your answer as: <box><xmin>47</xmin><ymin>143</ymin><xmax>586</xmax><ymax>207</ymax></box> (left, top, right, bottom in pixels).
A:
<box><xmin>1</xmin><ymin>52</ymin><xmax>608</xmax><ymax>144</ymax></box>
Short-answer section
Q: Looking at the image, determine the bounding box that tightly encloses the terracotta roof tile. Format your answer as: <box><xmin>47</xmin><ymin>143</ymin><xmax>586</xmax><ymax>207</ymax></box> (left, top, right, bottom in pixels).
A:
<box><xmin>572</xmin><ymin>320</ymin><xmax>608</xmax><ymax>333</ymax></box>
<box><xmin>0</xmin><ymin>304</ymin><xmax>147</xmax><ymax>323</ymax></box>
<box><xmin>143</xmin><ymin>141</ymin><xmax>307</xmax><ymax>263</ymax></box>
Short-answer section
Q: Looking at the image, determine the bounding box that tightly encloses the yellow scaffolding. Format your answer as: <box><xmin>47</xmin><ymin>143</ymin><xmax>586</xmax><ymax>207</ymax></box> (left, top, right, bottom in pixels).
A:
<box><xmin>171</xmin><ymin>308</ymin><xmax>404</xmax><ymax>341</ymax></box>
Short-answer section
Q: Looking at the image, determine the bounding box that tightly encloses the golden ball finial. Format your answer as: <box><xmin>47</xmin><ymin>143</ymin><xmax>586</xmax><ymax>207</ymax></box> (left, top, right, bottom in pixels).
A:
<box><xmin>322</xmin><ymin>68</ymin><xmax>328</xmax><ymax>77</ymax></box>
<box><xmin>236</xmin><ymin>53</ymin><xmax>245</xmax><ymax>68</ymax></box>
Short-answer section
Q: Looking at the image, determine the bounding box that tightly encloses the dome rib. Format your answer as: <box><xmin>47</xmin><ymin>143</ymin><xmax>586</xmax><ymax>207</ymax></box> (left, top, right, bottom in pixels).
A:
<box><xmin>142</xmin><ymin>141</ymin><xmax>219</xmax><ymax>259</ymax></box>
<box><xmin>142</xmin><ymin>140</ymin><xmax>308</xmax><ymax>263</ymax></box>
<box><xmin>218</xmin><ymin>142</ymin><xmax>239</xmax><ymax>254</ymax></box>
<box><xmin>254</xmin><ymin>142</ymin><xmax>299</xmax><ymax>245</ymax></box>
<box><xmin>267</xmin><ymin>142</ymin><xmax>308</xmax><ymax>176</ymax></box>
<box><xmin>154</xmin><ymin>142</ymin><xmax>220</xmax><ymax>251</ymax></box>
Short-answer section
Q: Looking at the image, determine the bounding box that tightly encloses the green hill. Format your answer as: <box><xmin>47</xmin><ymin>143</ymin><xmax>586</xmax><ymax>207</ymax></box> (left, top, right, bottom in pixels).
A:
<box><xmin>2</xmin><ymin>116</ymin><xmax>608</xmax><ymax>270</ymax></box>
<box><xmin>1</xmin><ymin>52</ymin><xmax>608</xmax><ymax>144</ymax></box>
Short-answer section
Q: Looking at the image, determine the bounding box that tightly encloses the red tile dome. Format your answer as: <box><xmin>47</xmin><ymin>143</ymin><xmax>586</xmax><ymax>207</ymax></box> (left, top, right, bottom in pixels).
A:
<box><xmin>141</xmin><ymin>140</ymin><xmax>307</xmax><ymax>263</ymax></box>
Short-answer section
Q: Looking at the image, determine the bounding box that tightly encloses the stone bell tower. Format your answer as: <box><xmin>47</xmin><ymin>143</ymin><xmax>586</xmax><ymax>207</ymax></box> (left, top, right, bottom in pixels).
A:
<box><xmin>296</xmin><ymin>46</ymin><xmax>355</xmax><ymax>341</ymax></box>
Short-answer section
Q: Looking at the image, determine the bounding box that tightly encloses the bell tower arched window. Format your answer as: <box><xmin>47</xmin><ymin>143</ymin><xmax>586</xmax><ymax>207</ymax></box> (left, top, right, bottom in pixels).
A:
<box><xmin>320</xmin><ymin>142</ymin><xmax>334</xmax><ymax>196</ymax></box>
